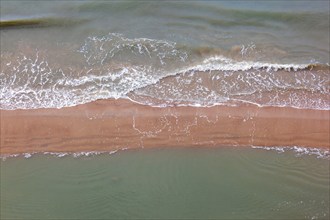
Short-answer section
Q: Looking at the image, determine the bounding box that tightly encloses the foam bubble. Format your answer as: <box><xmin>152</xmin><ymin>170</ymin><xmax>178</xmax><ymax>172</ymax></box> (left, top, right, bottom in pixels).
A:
<box><xmin>193</xmin><ymin>55</ymin><xmax>310</xmax><ymax>72</ymax></box>
<box><xmin>23</xmin><ymin>153</ymin><xmax>34</xmax><ymax>158</ymax></box>
<box><xmin>0</xmin><ymin>149</ymin><xmax>127</xmax><ymax>161</ymax></box>
<box><xmin>0</xmin><ymin>154</ymin><xmax>20</xmax><ymax>161</ymax></box>
<box><xmin>72</xmin><ymin>151</ymin><xmax>104</xmax><ymax>158</ymax></box>
<box><xmin>251</xmin><ymin>146</ymin><xmax>330</xmax><ymax>159</ymax></box>
<box><xmin>44</xmin><ymin>152</ymin><xmax>69</xmax><ymax>157</ymax></box>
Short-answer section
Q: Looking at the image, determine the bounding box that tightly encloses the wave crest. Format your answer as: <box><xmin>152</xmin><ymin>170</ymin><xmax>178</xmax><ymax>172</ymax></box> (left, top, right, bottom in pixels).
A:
<box><xmin>1</xmin><ymin>34</ymin><xmax>329</xmax><ymax>110</ymax></box>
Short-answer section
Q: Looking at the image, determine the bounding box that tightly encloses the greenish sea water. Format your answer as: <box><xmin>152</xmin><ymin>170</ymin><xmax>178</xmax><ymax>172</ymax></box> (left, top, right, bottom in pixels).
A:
<box><xmin>1</xmin><ymin>148</ymin><xmax>329</xmax><ymax>219</ymax></box>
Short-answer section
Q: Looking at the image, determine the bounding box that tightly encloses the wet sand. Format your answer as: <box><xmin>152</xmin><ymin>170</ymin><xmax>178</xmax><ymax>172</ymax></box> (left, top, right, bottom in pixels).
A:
<box><xmin>0</xmin><ymin>99</ymin><xmax>329</xmax><ymax>155</ymax></box>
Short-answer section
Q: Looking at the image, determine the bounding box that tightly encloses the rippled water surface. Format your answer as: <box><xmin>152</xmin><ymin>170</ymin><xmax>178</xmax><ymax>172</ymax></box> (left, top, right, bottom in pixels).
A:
<box><xmin>1</xmin><ymin>0</ymin><xmax>329</xmax><ymax>110</ymax></box>
<box><xmin>1</xmin><ymin>148</ymin><xmax>329</xmax><ymax>219</ymax></box>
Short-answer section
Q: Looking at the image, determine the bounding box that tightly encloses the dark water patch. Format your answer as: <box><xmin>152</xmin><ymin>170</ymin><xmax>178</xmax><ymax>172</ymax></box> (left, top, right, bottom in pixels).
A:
<box><xmin>175</xmin><ymin>15</ymin><xmax>271</xmax><ymax>29</ymax></box>
<box><xmin>165</xmin><ymin>3</ymin><xmax>329</xmax><ymax>30</ymax></box>
<box><xmin>0</xmin><ymin>17</ymin><xmax>88</xmax><ymax>29</ymax></box>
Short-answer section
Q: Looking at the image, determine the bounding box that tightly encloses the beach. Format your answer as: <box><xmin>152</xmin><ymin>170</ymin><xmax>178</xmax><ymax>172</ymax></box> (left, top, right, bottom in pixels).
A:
<box><xmin>1</xmin><ymin>1</ymin><xmax>330</xmax><ymax>219</ymax></box>
<box><xmin>1</xmin><ymin>99</ymin><xmax>329</xmax><ymax>155</ymax></box>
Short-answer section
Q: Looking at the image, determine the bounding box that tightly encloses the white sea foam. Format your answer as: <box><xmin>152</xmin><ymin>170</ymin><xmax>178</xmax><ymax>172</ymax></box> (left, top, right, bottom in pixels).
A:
<box><xmin>0</xmin><ymin>150</ymin><xmax>124</xmax><ymax>161</ymax></box>
<box><xmin>251</xmin><ymin>146</ymin><xmax>330</xmax><ymax>159</ymax></box>
<box><xmin>193</xmin><ymin>55</ymin><xmax>310</xmax><ymax>72</ymax></box>
<box><xmin>23</xmin><ymin>153</ymin><xmax>34</xmax><ymax>158</ymax></box>
<box><xmin>1</xmin><ymin>147</ymin><xmax>328</xmax><ymax>161</ymax></box>
<box><xmin>108</xmin><ymin>150</ymin><xmax>118</xmax><ymax>155</ymax></box>
<box><xmin>0</xmin><ymin>154</ymin><xmax>20</xmax><ymax>161</ymax></box>
<box><xmin>43</xmin><ymin>152</ymin><xmax>69</xmax><ymax>157</ymax></box>
<box><xmin>72</xmin><ymin>151</ymin><xmax>104</xmax><ymax>158</ymax></box>
<box><xmin>130</xmin><ymin>57</ymin><xmax>329</xmax><ymax>110</ymax></box>
<box><xmin>1</xmin><ymin>33</ymin><xmax>328</xmax><ymax>110</ymax></box>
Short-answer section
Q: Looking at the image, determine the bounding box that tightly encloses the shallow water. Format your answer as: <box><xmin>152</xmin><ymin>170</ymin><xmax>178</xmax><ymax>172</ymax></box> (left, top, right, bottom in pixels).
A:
<box><xmin>1</xmin><ymin>148</ymin><xmax>329</xmax><ymax>219</ymax></box>
<box><xmin>1</xmin><ymin>0</ymin><xmax>329</xmax><ymax>110</ymax></box>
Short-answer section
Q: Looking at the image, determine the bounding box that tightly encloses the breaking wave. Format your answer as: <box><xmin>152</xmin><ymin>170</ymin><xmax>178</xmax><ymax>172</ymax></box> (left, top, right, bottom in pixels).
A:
<box><xmin>0</xmin><ymin>33</ymin><xmax>329</xmax><ymax>110</ymax></box>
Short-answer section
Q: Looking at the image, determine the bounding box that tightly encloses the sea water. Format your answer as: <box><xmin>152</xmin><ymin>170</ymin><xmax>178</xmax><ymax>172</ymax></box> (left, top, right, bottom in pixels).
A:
<box><xmin>1</xmin><ymin>148</ymin><xmax>329</xmax><ymax>219</ymax></box>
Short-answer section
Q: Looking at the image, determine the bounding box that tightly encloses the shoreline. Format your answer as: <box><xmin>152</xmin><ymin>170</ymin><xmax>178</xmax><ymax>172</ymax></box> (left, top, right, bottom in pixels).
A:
<box><xmin>1</xmin><ymin>99</ymin><xmax>329</xmax><ymax>155</ymax></box>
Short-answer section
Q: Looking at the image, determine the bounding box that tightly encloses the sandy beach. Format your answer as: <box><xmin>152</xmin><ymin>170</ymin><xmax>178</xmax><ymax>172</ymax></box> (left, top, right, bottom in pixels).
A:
<box><xmin>0</xmin><ymin>99</ymin><xmax>329</xmax><ymax>155</ymax></box>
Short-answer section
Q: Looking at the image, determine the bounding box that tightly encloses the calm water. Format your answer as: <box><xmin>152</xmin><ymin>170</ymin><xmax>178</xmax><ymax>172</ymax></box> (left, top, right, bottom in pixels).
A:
<box><xmin>1</xmin><ymin>0</ymin><xmax>329</xmax><ymax>110</ymax></box>
<box><xmin>1</xmin><ymin>148</ymin><xmax>329</xmax><ymax>219</ymax></box>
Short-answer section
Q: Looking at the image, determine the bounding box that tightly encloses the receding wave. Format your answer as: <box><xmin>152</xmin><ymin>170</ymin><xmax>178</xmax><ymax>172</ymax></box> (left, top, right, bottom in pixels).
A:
<box><xmin>0</xmin><ymin>33</ymin><xmax>329</xmax><ymax>110</ymax></box>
